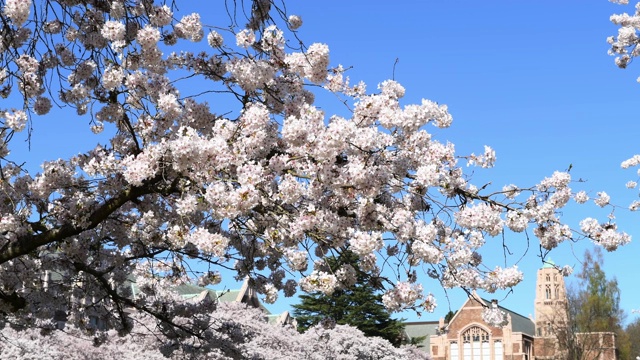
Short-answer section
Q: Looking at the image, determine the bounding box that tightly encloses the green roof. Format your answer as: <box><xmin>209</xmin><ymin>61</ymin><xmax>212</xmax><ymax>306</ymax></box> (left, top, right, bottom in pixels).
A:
<box><xmin>266</xmin><ymin>313</ymin><xmax>283</xmax><ymax>325</ymax></box>
<box><xmin>215</xmin><ymin>289</ymin><xmax>242</xmax><ymax>302</ymax></box>
<box><xmin>174</xmin><ymin>284</ymin><xmax>218</xmax><ymax>301</ymax></box>
<box><xmin>542</xmin><ymin>258</ymin><xmax>556</xmax><ymax>269</ymax></box>
<box><xmin>123</xmin><ymin>278</ymin><xmax>282</xmax><ymax>321</ymax></box>
<box><xmin>403</xmin><ymin>321</ymin><xmax>439</xmax><ymax>349</ymax></box>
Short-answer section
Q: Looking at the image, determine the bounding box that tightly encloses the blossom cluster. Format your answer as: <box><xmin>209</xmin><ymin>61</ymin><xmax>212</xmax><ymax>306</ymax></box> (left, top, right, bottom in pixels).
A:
<box><xmin>622</xmin><ymin>154</ymin><xmax>640</xmax><ymax>209</ymax></box>
<box><xmin>382</xmin><ymin>282</ymin><xmax>425</xmax><ymax>312</ymax></box>
<box><xmin>580</xmin><ymin>218</ymin><xmax>631</xmax><ymax>250</ymax></box>
<box><xmin>174</xmin><ymin>13</ymin><xmax>203</xmax><ymax>42</ymax></box>
<box><xmin>0</xmin><ymin>0</ymin><xmax>632</xmax><ymax>351</ymax></box>
<box><xmin>0</xmin><ymin>302</ymin><xmax>427</xmax><ymax>359</ymax></box>
<box><xmin>300</xmin><ymin>271</ymin><xmax>338</xmax><ymax>295</ymax></box>
<box><xmin>3</xmin><ymin>0</ymin><xmax>31</xmax><ymax>27</ymax></box>
<box><xmin>481</xmin><ymin>300</ymin><xmax>509</xmax><ymax>327</ymax></box>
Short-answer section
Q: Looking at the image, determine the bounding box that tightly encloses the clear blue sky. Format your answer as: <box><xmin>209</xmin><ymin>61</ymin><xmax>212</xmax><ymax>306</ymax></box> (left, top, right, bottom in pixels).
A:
<box><xmin>13</xmin><ymin>1</ymin><xmax>640</xmax><ymax>325</ymax></box>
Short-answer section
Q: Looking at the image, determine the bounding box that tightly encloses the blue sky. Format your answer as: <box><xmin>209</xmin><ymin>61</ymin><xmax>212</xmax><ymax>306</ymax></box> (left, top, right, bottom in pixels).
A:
<box><xmin>12</xmin><ymin>1</ymin><xmax>640</xmax><ymax>325</ymax></box>
<box><xmin>273</xmin><ymin>0</ymin><xmax>640</xmax><ymax>324</ymax></box>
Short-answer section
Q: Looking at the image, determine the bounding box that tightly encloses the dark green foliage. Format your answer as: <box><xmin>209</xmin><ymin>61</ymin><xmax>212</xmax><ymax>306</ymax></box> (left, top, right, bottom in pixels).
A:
<box><xmin>444</xmin><ymin>310</ymin><xmax>456</xmax><ymax>324</ymax></box>
<box><xmin>408</xmin><ymin>334</ymin><xmax>427</xmax><ymax>348</ymax></box>
<box><xmin>291</xmin><ymin>250</ymin><xmax>406</xmax><ymax>347</ymax></box>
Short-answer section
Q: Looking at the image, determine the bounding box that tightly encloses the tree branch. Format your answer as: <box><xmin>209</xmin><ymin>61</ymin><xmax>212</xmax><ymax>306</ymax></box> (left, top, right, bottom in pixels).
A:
<box><xmin>0</xmin><ymin>177</ymin><xmax>165</xmax><ymax>264</ymax></box>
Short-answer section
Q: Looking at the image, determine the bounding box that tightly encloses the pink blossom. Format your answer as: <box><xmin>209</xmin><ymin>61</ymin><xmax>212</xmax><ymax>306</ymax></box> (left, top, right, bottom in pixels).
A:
<box><xmin>288</xmin><ymin>15</ymin><xmax>303</xmax><ymax>30</ymax></box>
<box><xmin>3</xmin><ymin>0</ymin><xmax>31</xmax><ymax>27</ymax></box>
<box><xmin>236</xmin><ymin>29</ymin><xmax>256</xmax><ymax>48</ymax></box>
<box><xmin>174</xmin><ymin>13</ymin><xmax>203</xmax><ymax>42</ymax></box>
<box><xmin>101</xmin><ymin>20</ymin><xmax>126</xmax><ymax>41</ymax></box>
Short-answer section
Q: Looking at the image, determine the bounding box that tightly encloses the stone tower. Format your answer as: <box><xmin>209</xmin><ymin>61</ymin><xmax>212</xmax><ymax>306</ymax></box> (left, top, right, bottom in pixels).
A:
<box><xmin>534</xmin><ymin>259</ymin><xmax>567</xmax><ymax>337</ymax></box>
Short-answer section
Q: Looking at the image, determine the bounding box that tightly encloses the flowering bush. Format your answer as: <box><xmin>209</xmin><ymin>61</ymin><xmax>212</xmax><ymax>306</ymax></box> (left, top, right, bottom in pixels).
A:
<box><xmin>0</xmin><ymin>1</ymin><xmax>632</xmax><ymax>354</ymax></box>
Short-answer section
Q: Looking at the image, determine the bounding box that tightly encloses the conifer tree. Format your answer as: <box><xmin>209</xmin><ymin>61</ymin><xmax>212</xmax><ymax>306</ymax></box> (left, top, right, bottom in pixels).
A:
<box><xmin>292</xmin><ymin>250</ymin><xmax>406</xmax><ymax>347</ymax></box>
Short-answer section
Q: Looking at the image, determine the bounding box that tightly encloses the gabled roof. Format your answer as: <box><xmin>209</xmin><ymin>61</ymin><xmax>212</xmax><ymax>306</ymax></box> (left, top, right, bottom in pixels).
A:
<box><xmin>215</xmin><ymin>289</ymin><xmax>242</xmax><ymax>303</ymax></box>
<box><xmin>494</xmin><ymin>301</ymin><xmax>535</xmax><ymax>336</ymax></box>
<box><xmin>173</xmin><ymin>279</ymin><xmax>270</xmax><ymax>312</ymax></box>
<box><xmin>266</xmin><ymin>311</ymin><xmax>295</xmax><ymax>326</ymax></box>
<box><xmin>478</xmin><ymin>297</ymin><xmax>535</xmax><ymax>337</ymax></box>
<box><xmin>174</xmin><ymin>283</ymin><xmax>218</xmax><ymax>301</ymax></box>
<box><xmin>123</xmin><ymin>276</ymin><xmax>298</xmax><ymax>327</ymax></box>
<box><xmin>445</xmin><ymin>294</ymin><xmax>535</xmax><ymax>337</ymax></box>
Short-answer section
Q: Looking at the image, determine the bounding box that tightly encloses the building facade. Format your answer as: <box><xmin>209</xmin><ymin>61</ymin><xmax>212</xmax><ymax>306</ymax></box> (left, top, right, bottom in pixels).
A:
<box><xmin>412</xmin><ymin>262</ymin><xmax>617</xmax><ymax>360</ymax></box>
<box><xmin>533</xmin><ymin>262</ymin><xmax>616</xmax><ymax>360</ymax></box>
<box><xmin>427</xmin><ymin>296</ymin><xmax>535</xmax><ymax>360</ymax></box>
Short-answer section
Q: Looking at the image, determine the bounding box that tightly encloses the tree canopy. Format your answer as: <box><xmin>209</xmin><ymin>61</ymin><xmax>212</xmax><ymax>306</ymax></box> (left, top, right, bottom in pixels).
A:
<box><xmin>549</xmin><ymin>248</ymin><xmax>631</xmax><ymax>360</ymax></box>
<box><xmin>572</xmin><ymin>248</ymin><xmax>631</xmax><ymax>359</ymax></box>
<box><xmin>292</xmin><ymin>250</ymin><xmax>406</xmax><ymax>346</ymax></box>
<box><xmin>0</xmin><ymin>0</ymin><xmax>637</xmax><ymax>356</ymax></box>
<box><xmin>572</xmin><ymin>248</ymin><xmax>623</xmax><ymax>333</ymax></box>
<box><xmin>0</xmin><ymin>302</ymin><xmax>427</xmax><ymax>359</ymax></box>
<box><xmin>623</xmin><ymin>317</ymin><xmax>640</xmax><ymax>359</ymax></box>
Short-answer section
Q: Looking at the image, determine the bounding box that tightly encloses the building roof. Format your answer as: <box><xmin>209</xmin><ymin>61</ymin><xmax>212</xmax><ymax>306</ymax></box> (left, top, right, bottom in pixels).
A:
<box><xmin>493</xmin><ymin>301</ymin><xmax>535</xmax><ymax>336</ymax></box>
<box><xmin>403</xmin><ymin>321</ymin><xmax>439</xmax><ymax>349</ymax></box>
<box><xmin>447</xmin><ymin>294</ymin><xmax>535</xmax><ymax>337</ymax></box>
<box><xmin>174</xmin><ymin>283</ymin><xmax>218</xmax><ymax>301</ymax></box>
<box><xmin>173</xmin><ymin>280</ymin><xmax>270</xmax><ymax>312</ymax></box>
<box><xmin>215</xmin><ymin>289</ymin><xmax>242</xmax><ymax>303</ymax></box>
<box><xmin>123</xmin><ymin>277</ymin><xmax>295</xmax><ymax>327</ymax></box>
<box><xmin>266</xmin><ymin>311</ymin><xmax>295</xmax><ymax>325</ymax></box>
<box><xmin>541</xmin><ymin>258</ymin><xmax>556</xmax><ymax>269</ymax></box>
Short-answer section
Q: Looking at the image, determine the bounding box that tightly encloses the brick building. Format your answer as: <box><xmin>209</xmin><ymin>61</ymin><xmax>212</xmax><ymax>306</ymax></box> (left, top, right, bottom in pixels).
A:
<box><xmin>426</xmin><ymin>295</ymin><xmax>535</xmax><ymax>360</ymax></box>
<box><xmin>405</xmin><ymin>262</ymin><xmax>617</xmax><ymax>359</ymax></box>
<box><xmin>533</xmin><ymin>262</ymin><xmax>616</xmax><ymax>360</ymax></box>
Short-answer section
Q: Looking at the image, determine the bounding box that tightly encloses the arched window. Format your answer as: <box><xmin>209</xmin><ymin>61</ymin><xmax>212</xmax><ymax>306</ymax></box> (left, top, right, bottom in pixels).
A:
<box><xmin>545</xmin><ymin>285</ymin><xmax>551</xmax><ymax>299</ymax></box>
<box><xmin>545</xmin><ymin>274</ymin><xmax>550</xmax><ymax>282</ymax></box>
<box><xmin>554</xmin><ymin>285</ymin><xmax>559</xmax><ymax>299</ymax></box>
<box><xmin>461</xmin><ymin>326</ymin><xmax>490</xmax><ymax>360</ymax></box>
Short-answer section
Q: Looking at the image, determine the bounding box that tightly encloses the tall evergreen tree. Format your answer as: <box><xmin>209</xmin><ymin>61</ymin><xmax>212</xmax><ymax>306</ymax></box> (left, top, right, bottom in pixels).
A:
<box><xmin>291</xmin><ymin>250</ymin><xmax>406</xmax><ymax>347</ymax></box>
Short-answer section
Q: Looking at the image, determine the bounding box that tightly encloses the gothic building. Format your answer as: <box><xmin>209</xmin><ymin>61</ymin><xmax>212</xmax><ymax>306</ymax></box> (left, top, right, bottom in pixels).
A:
<box><xmin>533</xmin><ymin>262</ymin><xmax>616</xmax><ymax>360</ymax></box>
<box><xmin>425</xmin><ymin>295</ymin><xmax>535</xmax><ymax>360</ymax></box>
<box><xmin>534</xmin><ymin>261</ymin><xmax>571</xmax><ymax>358</ymax></box>
<box><xmin>404</xmin><ymin>261</ymin><xmax>617</xmax><ymax>359</ymax></box>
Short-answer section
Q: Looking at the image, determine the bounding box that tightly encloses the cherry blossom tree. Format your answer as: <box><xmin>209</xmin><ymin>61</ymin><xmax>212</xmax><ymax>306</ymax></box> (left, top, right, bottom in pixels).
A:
<box><xmin>0</xmin><ymin>0</ymin><xmax>631</xmax><ymax>355</ymax></box>
<box><xmin>0</xmin><ymin>302</ymin><xmax>427</xmax><ymax>359</ymax></box>
<box><xmin>609</xmin><ymin>0</ymin><xmax>640</xmax><ymax>203</ymax></box>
